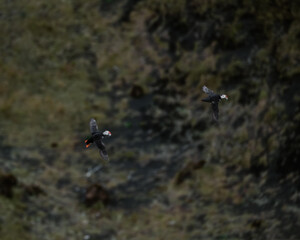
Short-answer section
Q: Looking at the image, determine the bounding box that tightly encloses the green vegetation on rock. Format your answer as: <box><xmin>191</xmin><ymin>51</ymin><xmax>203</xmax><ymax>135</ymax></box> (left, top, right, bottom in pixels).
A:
<box><xmin>0</xmin><ymin>0</ymin><xmax>299</xmax><ymax>239</ymax></box>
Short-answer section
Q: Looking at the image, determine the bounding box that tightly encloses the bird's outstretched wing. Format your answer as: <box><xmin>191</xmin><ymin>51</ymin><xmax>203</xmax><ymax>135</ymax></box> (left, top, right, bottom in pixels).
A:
<box><xmin>90</xmin><ymin>118</ymin><xmax>99</xmax><ymax>134</ymax></box>
<box><xmin>211</xmin><ymin>102</ymin><xmax>219</xmax><ymax>121</ymax></box>
<box><xmin>99</xmin><ymin>148</ymin><xmax>109</xmax><ymax>161</ymax></box>
<box><xmin>202</xmin><ymin>85</ymin><xmax>214</xmax><ymax>95</ymax></box>
<box><xmin>95</xmin><ymin>139</ymin><xmax>109</xmax><ymax>161</ymax></box>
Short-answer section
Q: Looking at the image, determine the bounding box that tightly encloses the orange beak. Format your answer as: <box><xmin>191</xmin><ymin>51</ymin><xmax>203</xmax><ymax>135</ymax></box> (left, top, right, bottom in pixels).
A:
<box><xmin>86</xmin><ymin>144</ymin><xmax>91</xmax><ymax>148</ymax></box>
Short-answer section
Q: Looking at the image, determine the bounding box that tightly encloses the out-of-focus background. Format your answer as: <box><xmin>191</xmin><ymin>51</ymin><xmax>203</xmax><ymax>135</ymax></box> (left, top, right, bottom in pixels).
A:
<box><xmin>0</xmin><ymin>0</ymin><xmax>299</xmax><ymax>239</ymax></box>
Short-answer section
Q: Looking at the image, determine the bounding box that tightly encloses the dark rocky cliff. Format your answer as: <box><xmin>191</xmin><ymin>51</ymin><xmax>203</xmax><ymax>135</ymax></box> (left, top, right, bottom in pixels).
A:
<box><xmin>0</xmin><ymin>0</ymin><xmax>299</xmax><ymax>239</ymax></box>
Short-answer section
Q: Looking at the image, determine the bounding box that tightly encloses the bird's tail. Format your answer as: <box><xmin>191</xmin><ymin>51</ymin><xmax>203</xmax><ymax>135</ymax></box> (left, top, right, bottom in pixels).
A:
<box><xmin>84</xmin><ymin>140</ymin><xmax>91</xmax><ymax>148</ymax></box>
<box><xmin>85</xmin><ymin>137</ymin><xmax>93</xmax><ymax>148</ymax></box>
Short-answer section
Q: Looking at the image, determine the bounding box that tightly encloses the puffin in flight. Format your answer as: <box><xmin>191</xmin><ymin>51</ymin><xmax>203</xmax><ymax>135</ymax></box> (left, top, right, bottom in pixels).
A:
<box><xmin>85</xmin><ymin>118</ymin><xmax>111</xmax><ymax>161</ymax></box>
<box><xmin>202</xmin><ymin>85</ymin><xmax>228</xmax><ymax>121</ymax></box>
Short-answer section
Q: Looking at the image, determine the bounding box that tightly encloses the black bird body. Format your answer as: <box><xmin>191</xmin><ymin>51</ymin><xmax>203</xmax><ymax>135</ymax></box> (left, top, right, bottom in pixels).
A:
<box><xmin>85</xmin><ymin>119</ymin><xmax>111</xmax><ymax>161</ymax></box>
<box><xmin>86</xmin><ymin>132</ymin><xmax>107</xmax><ymax>152</ymax></box>
<box><xmin>201</xmin><ymin>86</ymin><xmax>228</xmax><ymax>121</ymax></box>
<box><xmin>202</xmin><ymin>94</ymin><xmax>221</xmax><ymax>103</ymax></box>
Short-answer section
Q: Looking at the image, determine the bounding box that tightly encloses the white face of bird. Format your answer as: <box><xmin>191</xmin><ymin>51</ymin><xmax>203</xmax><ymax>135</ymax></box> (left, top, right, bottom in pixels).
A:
<box><xmin>221</xmin><ymin>94</ymin><xmax>228</xmax><ymax>100</ymax></box>
<box><xmin>103</xmin><ymin>130</ymin><xmax>112</xmax><ymax>137</ymax></box>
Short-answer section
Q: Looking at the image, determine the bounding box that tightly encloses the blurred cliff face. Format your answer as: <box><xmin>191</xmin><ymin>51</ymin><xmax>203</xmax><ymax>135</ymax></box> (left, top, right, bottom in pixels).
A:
<box><xmin>0</xmin><ymin>0</ymin><xmax>299</xmax><ymax>239</ymax></box>
<box><xmin>1</xmin><ymin>0</ymin><xmax>299</xmax><ymax>168</ymax></box>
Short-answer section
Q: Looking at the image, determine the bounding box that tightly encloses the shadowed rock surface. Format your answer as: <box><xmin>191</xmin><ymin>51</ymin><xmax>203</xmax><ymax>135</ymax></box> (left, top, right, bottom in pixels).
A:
<box><xmin>0</xmin><ymin>0</ymin><xmax>299</xmax><ymax>239</ymax></box>
<box><xmin>0</xmin><ymin>172</ymin><xmax>18</xmax><ymax>198</ymax></box>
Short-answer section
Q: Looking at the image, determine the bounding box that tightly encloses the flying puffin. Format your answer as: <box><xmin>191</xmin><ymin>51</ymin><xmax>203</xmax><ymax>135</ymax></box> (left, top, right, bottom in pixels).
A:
<box><xmin>85</xmin><ymin>118</ymin><xmax>111</xmax><ymax>161</ymax></box>
<box><xmin>202</xmin><ymin>85</ymin><xmax>228</xmax><ymax>121</ymax></box>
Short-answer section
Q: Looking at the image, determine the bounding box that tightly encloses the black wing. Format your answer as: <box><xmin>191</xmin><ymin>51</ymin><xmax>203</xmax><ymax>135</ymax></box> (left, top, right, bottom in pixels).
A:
<box><xmin>211</xmin><ymin>102</ymin><xmax>219</xmax><ymax>121</ymax></box>
<box><xmin>202</xmin><ymin>85</ymin><xmax>214</xmax><ymax>96</ymax></box>
<box><xmin>99</xmin><ymin>149</ymin><xmax>109</xmax><ymax>161</ymax></box>
<box><xmin>90</xmin><ymin>118</ymin><xmax>99</xmax><ymax>134</ymax></box>
<box><xmin>95</xmin><ymin>139</ymin><xmax>109</xmax><ymax>161</ymax></box>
